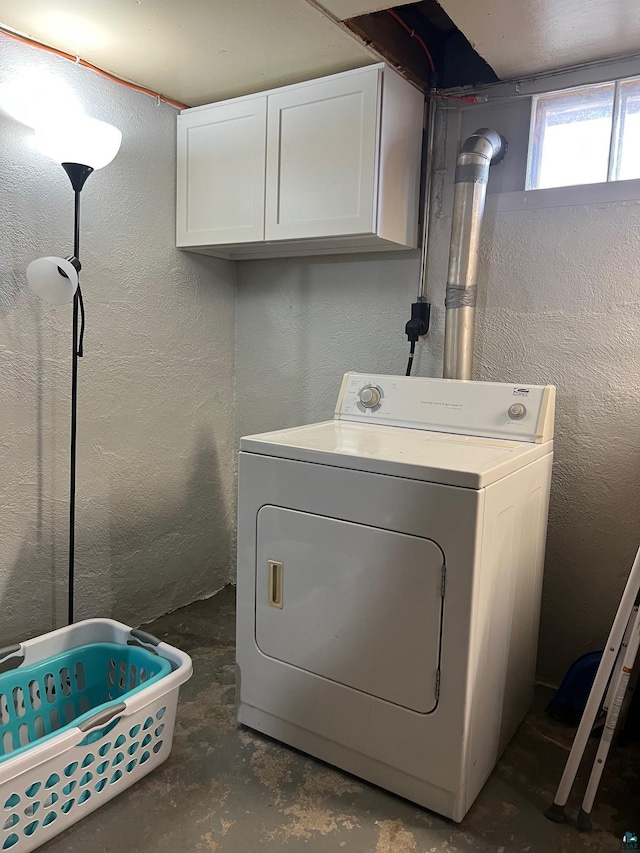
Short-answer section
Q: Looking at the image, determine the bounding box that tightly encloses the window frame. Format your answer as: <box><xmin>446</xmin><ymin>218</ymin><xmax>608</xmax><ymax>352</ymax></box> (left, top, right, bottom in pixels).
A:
<box><xmin>486</xmin><ymin>174</ymin><xmax>640</xmax><ymax>214</ymax></box>
<box><xmin>525</xmin><ymin>75</ymin><xmax>640</xmax><ymax>192</ymax></box>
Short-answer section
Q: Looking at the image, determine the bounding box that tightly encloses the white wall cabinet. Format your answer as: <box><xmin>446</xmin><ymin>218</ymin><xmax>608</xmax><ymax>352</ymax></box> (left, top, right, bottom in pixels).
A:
<box><xmin>176</xmin><ymin>96</ymin><xmax>266</xmax><ymax>246</ymax></box>
<box><xmin>264</xmin><ymin>68</ymin><xmax>380</xmax><ymax>242</ymax></box>
<box><xmin>177</xmin><ymin>64</ymin><xmax>424</xmax><ymax>260</ymax></box>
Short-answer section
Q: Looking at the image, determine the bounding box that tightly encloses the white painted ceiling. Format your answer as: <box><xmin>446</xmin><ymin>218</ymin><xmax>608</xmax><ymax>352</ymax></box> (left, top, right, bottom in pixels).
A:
<box><xmin>439</xmin><ymin>0</ymin><xmax>640</xmax><ymax>79</ymax></box>
<box><xmin>0</xmin><ymin>0</ymin><xmax>379</xmax><ymax>106</ymax></box>
<box><xmin>318</xmin><ymin>0</ymin><xmax>414</xmax><ymax>20</ymax></box>
<box><xmin>1</xmin><ymin>0</ymin><xmax>640</xmax><ymax>106</ymax></box>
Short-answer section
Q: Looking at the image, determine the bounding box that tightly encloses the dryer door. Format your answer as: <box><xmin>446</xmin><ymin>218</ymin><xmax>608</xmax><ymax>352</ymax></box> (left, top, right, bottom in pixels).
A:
<box><xmin>255</xmin><ymin>506</ymin><xmax>444</xmax><ymax>713</ymax></box>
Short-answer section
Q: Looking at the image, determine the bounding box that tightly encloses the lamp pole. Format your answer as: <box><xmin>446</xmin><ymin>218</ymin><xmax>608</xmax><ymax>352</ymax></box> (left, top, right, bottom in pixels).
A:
<box><xmin>26</xmin><ymin>117</ymin><xmax>121</xmax><ymax>627</ymax></box>
<box><xmin>61</xmin><ymin>162</ymin><xmax>93</xmax><ymax>625</ymax></box>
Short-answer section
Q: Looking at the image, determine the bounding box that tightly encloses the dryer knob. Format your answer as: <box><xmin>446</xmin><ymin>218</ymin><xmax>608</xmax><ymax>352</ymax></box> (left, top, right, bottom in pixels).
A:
<box><xmin>359</xmin><ymin>386</ymin><xmax>381</xmax><ymax>408</ymax></box>
<box><xmin>508</xmin><ymin>403</ymin><xmax>527</xmax><ymax>420</ymax></box>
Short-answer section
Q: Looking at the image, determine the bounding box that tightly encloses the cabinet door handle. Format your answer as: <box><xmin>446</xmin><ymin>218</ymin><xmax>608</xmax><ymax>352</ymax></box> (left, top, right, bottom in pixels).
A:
<box><xmin>268</xmin><ymin>561</ymin><xmax>284</xmax><ymax>608</ymax></box>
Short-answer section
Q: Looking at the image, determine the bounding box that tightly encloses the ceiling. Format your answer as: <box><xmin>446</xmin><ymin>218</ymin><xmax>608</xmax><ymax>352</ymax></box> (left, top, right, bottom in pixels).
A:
<box><xmin>1</xmin><ymin>0</ymin><xmax>640</xmax><ymax>106</ymax></box>
<box><xmin>438</xmin><ymin>0</ymin><xmax>640</xmax><ymax>79</ymax></box>
<box><xmin>318</xmin><ymin>0</ymin><xmax>413</xmax><ymax>19</ymax></box>
<box><xmin>0</xmin><ymin>0</ymin><xmax>379</xmax><ymax>106</ymax></box>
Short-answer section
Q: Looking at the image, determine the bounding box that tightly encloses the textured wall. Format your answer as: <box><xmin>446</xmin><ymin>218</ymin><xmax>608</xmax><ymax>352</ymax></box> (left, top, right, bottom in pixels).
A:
<box><xmin>469</xmin><ymin>200</ymin><xmax>640</xmax><ymax>686</ymax></box>
<box><xmin>236</xmin><ymin>99</ymin><xmax>640</xmax><ymax>687</ymax></box>
<box><xmin>0</xmin><ymin>37</ymin><xmax>236</xmax><ymax>644</ymax></box>
<box><xmin>235</xmin><ymin>253</ymin><xmax>437</xmax><ymax>437</ymax></box>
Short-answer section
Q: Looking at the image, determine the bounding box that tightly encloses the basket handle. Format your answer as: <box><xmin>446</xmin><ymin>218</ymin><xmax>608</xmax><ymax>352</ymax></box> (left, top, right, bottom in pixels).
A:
<box><xmin>78</xmin><ymin>702</ymin><xmax>127</xmax><ymax>733</ymax></box>
<box><xmin>130</xmin><ymin>629</ymin><xmax>161</xmax><ymax>649</ymax></box>
<box><xmin>0</xmin><ymin>645</ymin><xmax>24</xmax><ymax>674</ymax></box>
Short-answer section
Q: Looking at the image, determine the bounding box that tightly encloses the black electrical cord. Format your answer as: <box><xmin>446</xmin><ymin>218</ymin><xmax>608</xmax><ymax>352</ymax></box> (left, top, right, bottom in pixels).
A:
<box><xmin>404</xmin><ymin>302</ymin><xmax>430</xmax><ymax>378</ymax></box>
<box><xmin>406</xmin><ymin>341</ymin><xmax>416</xmax><ymax>376</ymax></box>
<box><xmin>77</xmin><ymin>286</ymin><xmax>85</xmax><ymax>357</ymax></box>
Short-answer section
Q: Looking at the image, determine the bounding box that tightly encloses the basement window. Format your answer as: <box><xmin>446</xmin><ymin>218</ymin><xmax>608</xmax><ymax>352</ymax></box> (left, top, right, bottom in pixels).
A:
<box><xmin>526</xmin><ymin>77</ymin><xmax>640</xmax><ymax>190</ymax></box>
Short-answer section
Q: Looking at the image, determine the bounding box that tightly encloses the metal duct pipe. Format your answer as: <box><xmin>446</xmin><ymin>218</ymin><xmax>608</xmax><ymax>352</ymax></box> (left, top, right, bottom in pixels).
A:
<box><xmin>443</xmin><ymin>128</ymin><xmax>506</xmax><ymax>380</ymax></box>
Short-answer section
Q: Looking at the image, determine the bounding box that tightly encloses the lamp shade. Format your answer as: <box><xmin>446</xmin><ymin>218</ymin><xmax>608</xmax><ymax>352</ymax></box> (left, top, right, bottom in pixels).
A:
<box><xmin>36</xmin><ymin>117</ymin><xmax>122</xmax><ymax>170</ymax></box>
<box><xmin>27</xmin><ymin>256</ymin><xmax>79</xmax><ymax>305</ymax></box>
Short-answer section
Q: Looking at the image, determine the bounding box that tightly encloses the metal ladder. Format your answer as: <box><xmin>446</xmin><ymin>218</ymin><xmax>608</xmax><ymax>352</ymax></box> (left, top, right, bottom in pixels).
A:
<box><xmin>545</xmin><ymin>545</ymin><xmax>640</xmax><ymax>831</ymax></box>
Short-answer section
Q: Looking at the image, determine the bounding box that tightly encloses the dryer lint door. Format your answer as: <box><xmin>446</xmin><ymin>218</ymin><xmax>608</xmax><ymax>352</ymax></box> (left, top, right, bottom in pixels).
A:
<box><xmin>255</xmin><ymin>506</ymin><xmax>444</xmax><ymax>713</ymax></box>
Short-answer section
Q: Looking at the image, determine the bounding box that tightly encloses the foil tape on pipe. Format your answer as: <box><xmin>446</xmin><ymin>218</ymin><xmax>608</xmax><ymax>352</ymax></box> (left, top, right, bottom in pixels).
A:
<box><xmin>454</xmin><ymin>164</ymin><xmax>488</xmax><ymax>184</ymax></box>
<box><xmin>445</xmin><ymin>284</ymin><xmax>477</xmax><ymax>309</ymax></box>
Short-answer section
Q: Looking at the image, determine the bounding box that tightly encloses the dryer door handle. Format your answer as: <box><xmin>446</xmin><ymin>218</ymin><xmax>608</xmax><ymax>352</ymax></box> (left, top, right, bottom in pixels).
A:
<box><xmin>268</xmin><ymin>560</ymin><xmax>284</xmax><ymax>608</ymax></box>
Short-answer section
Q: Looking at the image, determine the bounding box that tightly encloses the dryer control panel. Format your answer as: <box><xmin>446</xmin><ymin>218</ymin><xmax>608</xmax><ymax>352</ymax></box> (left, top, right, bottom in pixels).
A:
<box><xmin>335</xmin><ymin>373</ymin><xmax>555</xmax><ymax>443</ymax></box>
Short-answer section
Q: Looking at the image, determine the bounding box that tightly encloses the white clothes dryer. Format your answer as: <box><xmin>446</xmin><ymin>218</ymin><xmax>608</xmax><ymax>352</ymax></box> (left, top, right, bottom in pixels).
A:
<box><xmin>236</xmin><ymin>372</ymin><xmax>555</xmax><ymax>821</ymax></box>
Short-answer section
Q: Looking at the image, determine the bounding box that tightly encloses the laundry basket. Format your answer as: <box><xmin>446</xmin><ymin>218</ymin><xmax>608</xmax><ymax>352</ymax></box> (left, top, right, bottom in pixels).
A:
<box><xmin>0</xmin><ymin>619</ymin><xmax>192</xmax><ymax>852</ymax></box>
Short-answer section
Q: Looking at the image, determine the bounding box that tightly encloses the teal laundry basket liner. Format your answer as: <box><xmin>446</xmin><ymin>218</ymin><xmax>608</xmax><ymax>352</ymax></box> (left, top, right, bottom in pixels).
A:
<box><xmin>0</xmin><ymin>642</ymin><xmax>172</xmax><ymax>764</ymax></box>
<box><xmin>0</xmin><ymin>619</ymin><xmax>192</xmax><ymax>853</ymax></box>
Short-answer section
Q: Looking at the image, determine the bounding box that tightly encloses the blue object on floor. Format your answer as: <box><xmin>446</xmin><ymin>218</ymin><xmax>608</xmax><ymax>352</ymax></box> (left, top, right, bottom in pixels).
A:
<box><xmin>546</xmin><ymin>651</ymin><xmax>603</xmax><ymax>725</ymax></box>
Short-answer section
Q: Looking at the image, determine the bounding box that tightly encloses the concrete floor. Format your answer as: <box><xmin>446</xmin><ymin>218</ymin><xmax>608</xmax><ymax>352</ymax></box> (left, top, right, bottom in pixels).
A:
<box><xmin>44</xmin><ymin>586</ymin><xmax>638</xmax><ymax>853</ymax></box>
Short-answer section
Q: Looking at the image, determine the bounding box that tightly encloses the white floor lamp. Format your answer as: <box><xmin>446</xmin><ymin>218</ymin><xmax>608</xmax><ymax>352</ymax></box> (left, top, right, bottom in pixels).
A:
<box><xmin>26</xmin><ymin>116</ymin><xmax>122</xmax><ymax>625</ymax></box>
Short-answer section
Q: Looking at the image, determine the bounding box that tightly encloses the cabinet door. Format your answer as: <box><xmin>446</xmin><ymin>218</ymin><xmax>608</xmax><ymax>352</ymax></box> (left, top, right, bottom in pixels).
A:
<box><xmin>177</xmin><ymin>97</ymin><xmax>266</xmax><ymax>246</ymax></box>
<box><xmin>265</xmin><ymin>67</ymin><xmax>381</xmax><ymax>241</ymax></box>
